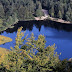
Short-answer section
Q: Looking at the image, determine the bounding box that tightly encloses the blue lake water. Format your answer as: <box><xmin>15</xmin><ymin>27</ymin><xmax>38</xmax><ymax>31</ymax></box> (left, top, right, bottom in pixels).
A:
<box><xmin>0</xmin><ymin>20</ymin><xmax>72</xmax><ymax>60</ymax></box>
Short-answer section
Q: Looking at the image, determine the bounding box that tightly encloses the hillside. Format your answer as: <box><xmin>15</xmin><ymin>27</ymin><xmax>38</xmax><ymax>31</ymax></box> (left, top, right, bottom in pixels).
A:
<box><xmin>0</xmin><ymin>0</ymin><xmax>72</xmax><ymax>32</ymax></box>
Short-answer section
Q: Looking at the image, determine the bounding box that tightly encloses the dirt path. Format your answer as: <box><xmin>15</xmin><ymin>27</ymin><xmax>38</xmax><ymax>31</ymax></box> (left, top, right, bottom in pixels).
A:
<box><xmin>34</xmin><ymin>9</ymin><xmax>71</xmax><ymax>24</ymax></box>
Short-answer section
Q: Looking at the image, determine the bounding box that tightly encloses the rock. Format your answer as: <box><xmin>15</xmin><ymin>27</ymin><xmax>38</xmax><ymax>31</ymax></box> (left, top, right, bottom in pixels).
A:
<box><xmin>68</xmin><ymin>58</ymin><xmax>72</xmax><ymax>61</ymax></box>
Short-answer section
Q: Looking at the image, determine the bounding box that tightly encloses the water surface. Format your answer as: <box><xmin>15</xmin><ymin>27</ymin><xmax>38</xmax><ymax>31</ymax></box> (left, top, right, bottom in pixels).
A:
<box><xmin>0</xmin><ymin>20</ymin><xmax>72</xmax><ymax>60</ymax></box>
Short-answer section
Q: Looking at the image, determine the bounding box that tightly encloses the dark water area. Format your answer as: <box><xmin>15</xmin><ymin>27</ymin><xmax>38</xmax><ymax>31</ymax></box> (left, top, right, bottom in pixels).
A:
<box><xmin>0</xmin><ymin>20</ymin><xmax>72</xmax><ymax>60</ymax></box>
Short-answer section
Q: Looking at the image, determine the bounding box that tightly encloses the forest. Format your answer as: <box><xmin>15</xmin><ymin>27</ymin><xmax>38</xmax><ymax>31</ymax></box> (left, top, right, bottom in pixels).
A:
<box><xmin>0</xmin><ymin>0</ymin><xmax>43</xmax><ymax>31</ymax></box>
<box><xmin>40</xmin><ymin>0</ymin><xmax>72</xmax><ymax>21</ymax></box>
<box><xmin>0</xmin><ymin>0</ymin><xmax>72</xmax><ymax>31</ymax></box>
<box><xmin>0</xmin><ymin>0</ymin><xmax>72</xmax><ymax>71</ymax></box>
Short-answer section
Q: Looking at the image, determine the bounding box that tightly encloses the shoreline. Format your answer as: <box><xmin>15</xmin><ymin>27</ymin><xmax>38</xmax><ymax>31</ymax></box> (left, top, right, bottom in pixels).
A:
<box><xmin>0</xmin><ymin>8</ymin><xmax>72</xmax><ymax>32</ymax></box>
<box><xmin>47</xmin><ymin>17</ymin><xmax>71</xmax><ymax>24</ymax></box>
<box><xmin>34</xmin><ymin>16</ymin><xmax>71</xmax><ymax>24</ymax></box>
<box><xmin>0</xmin><ymin>19</ymin><xmax>19</xmax><ymax>32</ymax></box>
<box><xmin>0</xmin><ymin>16</ymin><xmax>72</xmax><ymax>33</ymax></box>
<box><xmin>41</xmin><ymin>9</ymin><xmax>71</xmax><ymax>24</ymax></box>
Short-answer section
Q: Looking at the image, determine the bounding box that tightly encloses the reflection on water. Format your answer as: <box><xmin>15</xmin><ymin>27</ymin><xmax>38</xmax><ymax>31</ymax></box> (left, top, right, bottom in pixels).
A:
<box><xmin>0</xmin><ymin>20</ymin><xmax>72</xmax><ymax>60</ymax></box>
<box><xmin>0</xmin><ymin>20</ymin><xmax>72</xmax><ymax>34</ymax></box>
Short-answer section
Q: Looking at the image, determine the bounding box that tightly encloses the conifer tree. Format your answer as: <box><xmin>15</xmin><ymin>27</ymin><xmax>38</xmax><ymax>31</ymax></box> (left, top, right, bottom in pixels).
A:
<box><xmin>1</xmin><ymin>27</ymin><xmax>28</xmax><ymax>72</ymax></box>
<box><xmin>58</xmin><ymin>10</ymin><xmax>62</xmax><ymax>19</ymax></box>
<box><xmin>0</xmin><ymin>27</ymin><xmax>72</xmax><ymax>72</ymax></box>
<box><xmin>49</xmin><ymin>6</ymin><xmax>54</xmax><ymax>17</ymax></box>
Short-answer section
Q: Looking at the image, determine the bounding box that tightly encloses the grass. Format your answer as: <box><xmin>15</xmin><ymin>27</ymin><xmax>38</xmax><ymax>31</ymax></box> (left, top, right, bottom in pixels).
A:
<box><xmin>0</xmin><ymin>47</ymin><xmax>9</xmax><ymax>64</ymax></box>
<box><xmin>0</xmin><ymin>35</ymin><xmax>12</xmax><ymax>45</ymax></box>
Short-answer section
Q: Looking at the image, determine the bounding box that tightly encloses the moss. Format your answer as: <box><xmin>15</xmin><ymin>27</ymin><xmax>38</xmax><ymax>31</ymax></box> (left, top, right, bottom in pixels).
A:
<box><xmin>0</xmin><ymin>35</ymin><xmax>12</xmax><ymax>45</ymax></box>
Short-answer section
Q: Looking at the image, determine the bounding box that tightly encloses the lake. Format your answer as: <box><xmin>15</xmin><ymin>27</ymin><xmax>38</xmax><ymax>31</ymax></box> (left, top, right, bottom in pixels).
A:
<box><xmin>0</xmin><ymin>20</ymin><xmax>72</xmax><ymax>60</ymax></box>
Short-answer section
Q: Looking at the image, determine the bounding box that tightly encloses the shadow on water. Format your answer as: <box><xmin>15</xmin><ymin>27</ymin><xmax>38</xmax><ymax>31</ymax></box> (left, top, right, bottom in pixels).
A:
<box><xmin>0</xmin><ymin>20</ymin><xmax>72</xmax><ymax>60</ymax></box>
<box><xmin>0</xmin><ymin>20</ymin><xmax>72</xmax><ymax>34</ymax></box>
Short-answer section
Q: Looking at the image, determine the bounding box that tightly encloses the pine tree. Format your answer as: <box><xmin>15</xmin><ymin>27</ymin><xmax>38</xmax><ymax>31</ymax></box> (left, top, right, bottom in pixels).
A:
<box><xmin>49</xmin><ymin>6</ymin><xmax>54</xmax><ymax>17</ymax></box>
<box><xmin>35</xmin><ymin>1</ymin><xmax>44</xmax><ymax>17</ymax></box>
<box><xmin>58</xmin><ymin>10</ymin><xmax>62</xmax><ymax>19</ymax></box>
<box><xmin>1</xmin><ymin>27</ymin><xmax>28</xmax><ymax>72</ymax></box>
<box><xmin>0</xmin><ymin>3</ymin><xmax>5</xmax><ymax>19</ymax></box>
<box><xmin>0</xmin><ymin>27</ymin><xmax>72</xmax><ymax>72</ymax></box>
<box><xmin>22</xmin><ymin>33</ymin><xmax>60</xmax><ymax>72</ymax></box>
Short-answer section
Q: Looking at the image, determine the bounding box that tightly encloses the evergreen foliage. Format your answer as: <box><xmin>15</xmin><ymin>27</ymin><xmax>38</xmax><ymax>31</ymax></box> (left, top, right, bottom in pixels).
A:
<box><xmin>40</xmin><ymin>0</ymin><xmax>72</xmax><ymax>21</ymax></box>
<box><xmin>0</xmin><ymin>0</ymin><xmax>72</xmax><ymax>32</ymax></box>
<box><xmin>0</xmin><ymin>27</ymin><xmax>72</xmax><ymax>72</ymax></box>
<box><xmin>0</xmin><ymin>0</ymin><xmax>43</xmax><ymax>31</ymax></box>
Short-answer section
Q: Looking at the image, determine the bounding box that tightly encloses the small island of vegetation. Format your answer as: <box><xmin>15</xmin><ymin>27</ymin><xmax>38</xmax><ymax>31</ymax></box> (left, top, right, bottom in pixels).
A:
<box><xmin>0</xmin><ymin>35</ymin><xmax>12</xmax><ymax>45</ymax></box>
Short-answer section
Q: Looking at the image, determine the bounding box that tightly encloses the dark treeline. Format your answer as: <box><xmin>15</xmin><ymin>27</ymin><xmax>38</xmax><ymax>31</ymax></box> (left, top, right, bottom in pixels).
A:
<box><xmin>0</xmin><ymin>20</ymin><xmax>72</xmax><ymax>34</ymax></box>
<box><xmin>0</xmin><ymin>0</ymin><xmax>43</xmax><ymax>20</ymax></box>
<box><xmin>40</xmin><ymin>0</ymin><xmax>72</xmax><ymax>21</ymax></box>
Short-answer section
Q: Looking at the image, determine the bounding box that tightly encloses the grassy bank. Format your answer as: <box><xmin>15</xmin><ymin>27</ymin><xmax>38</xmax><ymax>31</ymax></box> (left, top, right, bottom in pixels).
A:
<box><xmin>0</xmin><ymin>35</ymin><xmax>12</xmax><ymax>45</ymax></box>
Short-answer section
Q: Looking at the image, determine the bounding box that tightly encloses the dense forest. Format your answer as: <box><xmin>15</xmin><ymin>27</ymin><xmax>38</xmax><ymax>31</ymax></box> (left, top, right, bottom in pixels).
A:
<box><xmin>40</xmin><ymin>0</ymin><xmax>72</xmax><ymax>21</ymax></box>
<box><xmin>0</xmin><ymin>0</ymin><xmax>43</xmax><ymax>31</ymax></box>
<box><xmin>0</xmin><ymin>0</ymin><xmax>72</xmax><ymax>31</ymax></box>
